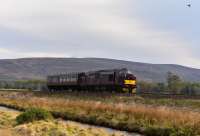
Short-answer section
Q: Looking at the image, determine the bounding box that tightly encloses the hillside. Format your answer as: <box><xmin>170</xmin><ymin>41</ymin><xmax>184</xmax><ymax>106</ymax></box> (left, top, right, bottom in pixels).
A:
<box><xmin>0</xmin><ymin>58</ymin><xmax>200</xmax><ymax>82</ymax></box>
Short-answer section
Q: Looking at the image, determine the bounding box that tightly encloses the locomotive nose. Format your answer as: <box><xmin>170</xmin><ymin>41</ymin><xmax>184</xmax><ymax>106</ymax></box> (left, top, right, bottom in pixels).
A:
<box><xmin>124</xmin><ymin>80</ymin><xmax>136</xmax><ymax>85</ymax></box>
<box><xmin>123</xmin><ymin>73</ymin><xmax>137</xmax><ymax>92</ymax></box>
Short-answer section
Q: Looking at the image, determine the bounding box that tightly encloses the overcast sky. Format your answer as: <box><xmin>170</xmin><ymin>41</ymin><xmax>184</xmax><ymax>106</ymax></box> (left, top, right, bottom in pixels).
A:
<box><xmin>0</xmin><ymin>0</ymin><xmax>200</xmax><ymax>68</ymax></box>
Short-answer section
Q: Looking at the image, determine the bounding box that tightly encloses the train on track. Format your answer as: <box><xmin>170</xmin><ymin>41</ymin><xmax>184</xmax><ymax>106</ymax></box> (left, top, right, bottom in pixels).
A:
<box><xmin>47</xmin><ymin>68</ymin><xmax>137</xmax><ymax>93</ymax></box>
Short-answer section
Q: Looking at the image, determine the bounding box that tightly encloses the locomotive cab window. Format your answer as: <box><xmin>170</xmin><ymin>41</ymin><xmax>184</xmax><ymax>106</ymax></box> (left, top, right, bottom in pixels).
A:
<box><xmin>126</xmin><ymin>74</ymin><xmax>136</xmax><ymax>80</ymax></box>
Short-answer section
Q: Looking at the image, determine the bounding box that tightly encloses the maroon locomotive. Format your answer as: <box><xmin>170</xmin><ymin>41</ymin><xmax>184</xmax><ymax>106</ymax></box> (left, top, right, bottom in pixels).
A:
<box><xmin>47</xmin><ymin>68</ymin><xmax>137</xmax><ymax>93</ymax></box>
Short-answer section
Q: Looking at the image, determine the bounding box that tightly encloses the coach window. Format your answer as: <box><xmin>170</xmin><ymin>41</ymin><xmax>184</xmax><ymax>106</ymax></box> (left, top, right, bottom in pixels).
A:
<box><xmin>53</xmin><ymin>77</ymin><xmax>57</xmax><ymax>83</ymax></box>
<box><xmin>109</xmin><ymin>74</ymin><xmax>114</xmax><ymax>81</ymax></box>
<box><xmin>69</xmin><ymin>74</ymin><xmax>72</xmax><ymax>81</ymax></box>
<box><xmin>67</xmin><ymin>74</ymin><xmax>69</xmax><ymax>81</ymax></box>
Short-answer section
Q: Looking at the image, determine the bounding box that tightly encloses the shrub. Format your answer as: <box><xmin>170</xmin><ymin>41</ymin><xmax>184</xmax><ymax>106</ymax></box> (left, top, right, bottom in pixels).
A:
<box><xmin>16</xmin><ymin>108</ymin><xmax>53</xmax><ymax>124</ymax></box>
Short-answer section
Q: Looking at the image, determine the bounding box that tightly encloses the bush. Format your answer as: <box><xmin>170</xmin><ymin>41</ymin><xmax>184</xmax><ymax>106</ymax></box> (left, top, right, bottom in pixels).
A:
<box><xmin>144</xmin><ymin>126</ymin><xmax>172</xmax><ymax>136</ymax></box>
<box><xmin>16</xmin><ymin>108</ymin><xmax>53</xmax><ymax>124</ymax></box>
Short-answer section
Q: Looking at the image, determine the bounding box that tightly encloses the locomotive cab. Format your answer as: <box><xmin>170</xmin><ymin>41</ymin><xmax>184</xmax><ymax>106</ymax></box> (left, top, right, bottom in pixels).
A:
<box><xmin>123</xmin><ymin>71</ymin><xmax>137</xmax><ymax>93</ymax></box>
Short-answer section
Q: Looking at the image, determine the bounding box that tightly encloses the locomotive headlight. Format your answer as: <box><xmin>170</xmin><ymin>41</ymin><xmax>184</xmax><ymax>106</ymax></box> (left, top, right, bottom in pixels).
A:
<box><xmin>124</xmin><ymin>80</ymin><xmax>136</xmax><ymax>85</ymax></box>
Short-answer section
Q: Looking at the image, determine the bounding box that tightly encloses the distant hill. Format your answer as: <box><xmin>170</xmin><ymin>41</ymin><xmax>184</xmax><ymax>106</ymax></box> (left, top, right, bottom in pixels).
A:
<box><xmin>0</xmin><ymin>57</ymin><xmax>200</xmax><ymax>82</ymax></box>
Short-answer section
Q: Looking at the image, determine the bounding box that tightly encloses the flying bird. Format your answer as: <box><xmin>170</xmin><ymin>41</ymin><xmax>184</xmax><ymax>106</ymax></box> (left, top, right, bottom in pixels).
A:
<box><xmin>187</xmin><ymin>4</ymin><xmax>191</xmax><ymax>7</ymax></box>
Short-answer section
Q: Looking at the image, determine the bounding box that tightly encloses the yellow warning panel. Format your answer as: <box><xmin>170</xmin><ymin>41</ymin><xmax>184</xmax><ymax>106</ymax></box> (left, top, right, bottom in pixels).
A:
<box><xmin>124</xmin><ymin>80</ymin><xmax>136</xmax><ymax>85</ymax></box>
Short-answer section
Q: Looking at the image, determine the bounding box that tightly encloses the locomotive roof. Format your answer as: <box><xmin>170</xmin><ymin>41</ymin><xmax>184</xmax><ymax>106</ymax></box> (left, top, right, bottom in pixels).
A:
<box><xmin>48</xmin><ymin>68</ymin><xmax>130</xmax><ymax>77</ymax></box>
<box><xmin>94</xmin><ymin>68</ymin><xmax>128</xmax><ymax>72</ymax></box>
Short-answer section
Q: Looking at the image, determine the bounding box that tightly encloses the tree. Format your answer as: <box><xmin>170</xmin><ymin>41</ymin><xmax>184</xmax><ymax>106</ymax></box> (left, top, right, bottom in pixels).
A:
<box><xmin>167</xmin><ymin>72</ymin><xmax>183</xmax><ymax>94</ymax></box>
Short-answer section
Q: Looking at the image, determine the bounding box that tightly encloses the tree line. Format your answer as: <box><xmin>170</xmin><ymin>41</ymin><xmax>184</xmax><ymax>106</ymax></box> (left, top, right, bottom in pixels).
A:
<box><xmin>137</xmin><ymin>72</ymin><xmax>200</xmax><ymax>95</ymax></box>
<box><xmin>0</xmin><ymin>80</ymin><xmax>46</xmax><ymax>91</ymax></box>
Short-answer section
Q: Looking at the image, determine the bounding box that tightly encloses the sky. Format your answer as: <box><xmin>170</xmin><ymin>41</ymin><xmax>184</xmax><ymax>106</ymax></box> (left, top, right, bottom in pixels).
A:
<box><xmin>0</xmin><ymin>0</ymin><xmax>200</xmax><ymax>68</ymax></box>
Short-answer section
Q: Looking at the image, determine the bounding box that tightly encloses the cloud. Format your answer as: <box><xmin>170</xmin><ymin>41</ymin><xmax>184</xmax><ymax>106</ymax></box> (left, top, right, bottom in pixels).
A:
<box><xmin>0</xmin><ymin>0</ymin><xmax>200</xmax><ymax>68</ymax></box>
<box><xmin>0</xmin><ymin>48</ymin><xmax>11</xmax><ymax>54</ymax></box>
<box><xmin>0</xmin><ymin>48</ymin><xmax>70</xmax><ymax>59</ymax></box>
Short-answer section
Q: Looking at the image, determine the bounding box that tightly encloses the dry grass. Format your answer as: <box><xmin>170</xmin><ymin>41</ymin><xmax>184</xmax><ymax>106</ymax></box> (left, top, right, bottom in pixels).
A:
<box><xmin>0</xmin><ymin>108</ymin><xmax>19</xmax><ymax>136</ymax></box>
<box><xmin>0</xmin><ymin>108</ymin><xmax>124</xmax><ymax>136</ymax></box>
<box><xmin>0</xmin><ymin>109</ymin><xmax>19</xmax><ymax>128</ymax></box>
<box><xmin>0</xmin><ymin>91</ymin><xmax>200</xmax><ymax>135</ymax></box>
<box><xmin>14</xmin><ymin>120</ymin><xmax>125</xmax><ymax>136</ymax></box>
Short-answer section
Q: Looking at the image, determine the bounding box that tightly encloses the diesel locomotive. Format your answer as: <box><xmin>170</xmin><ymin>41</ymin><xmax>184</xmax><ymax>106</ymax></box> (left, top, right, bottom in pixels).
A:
<box><xmin>47</xmin><ymin>68</ymin><xmax>137</xmax><ymax>93</ymax></box>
